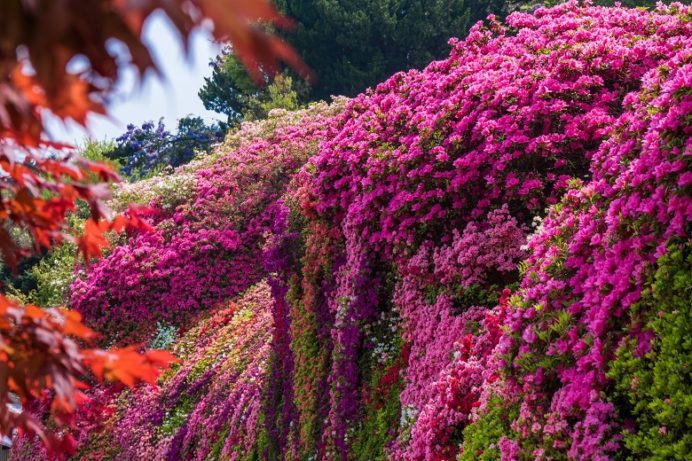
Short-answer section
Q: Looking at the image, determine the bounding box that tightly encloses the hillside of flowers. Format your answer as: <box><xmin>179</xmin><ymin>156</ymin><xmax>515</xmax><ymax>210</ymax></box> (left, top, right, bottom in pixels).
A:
<box><xmin>69</xmin><ymin>99</ymin><xmax>345</xmax><ymax>344</ymax></box>
<box><xmin>11</xmin><ymin>2</ymin><xmax>691</xmax><ymax>460</ymax></box>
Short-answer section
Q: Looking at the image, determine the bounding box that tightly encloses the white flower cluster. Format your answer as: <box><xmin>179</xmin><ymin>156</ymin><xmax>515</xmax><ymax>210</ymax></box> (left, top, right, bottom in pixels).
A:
<box><xmin>364</xmin><ymin>309</ymin><xmax>401</xmax><ymax>366</ymax></box>
<box><xmin>149</xmin><ymin>322</ymin><xmax>178</xmax><ymax>350</ymax></box>
<box><xmin>521</xmin><ymin>213</ymin><xmax>545</xmax><ymax>251</ymax></box>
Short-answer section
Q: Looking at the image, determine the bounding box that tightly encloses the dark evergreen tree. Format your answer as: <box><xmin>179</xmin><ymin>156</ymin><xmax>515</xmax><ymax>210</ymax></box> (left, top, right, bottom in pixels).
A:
<box><xmin>273</xmin><ymin>0</ymin><xmax>484</xmax><ymax>100</ymax></box>
<box><xmin>198</xmin><ymin>53</ymin><xmax>266</xmax><ymax>124</ymax></box>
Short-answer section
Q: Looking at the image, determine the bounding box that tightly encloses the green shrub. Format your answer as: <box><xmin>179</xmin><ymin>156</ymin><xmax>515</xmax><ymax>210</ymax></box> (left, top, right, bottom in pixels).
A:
<box><xmin>607</xmin><ymin>244</ymin><xmax>691</xmax><ymax>460</ymax></box>
<box><xmin>459</xmin><ymin>395</ymin><xmax>518</xmax><ymax>461</ymax></box>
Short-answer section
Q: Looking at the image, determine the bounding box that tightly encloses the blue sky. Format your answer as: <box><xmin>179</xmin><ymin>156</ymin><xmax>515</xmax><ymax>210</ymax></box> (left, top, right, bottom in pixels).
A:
<box><xmin>44</xmin><ymin>11</ymin><xmax>222</xmax><ymax>144</ymax></box>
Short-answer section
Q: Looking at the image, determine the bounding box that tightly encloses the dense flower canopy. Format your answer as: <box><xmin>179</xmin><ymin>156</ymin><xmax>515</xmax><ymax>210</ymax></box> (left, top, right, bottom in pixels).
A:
<box><xmin>70</xmin><ymin>101</ymin><xmax>344</xmax><ymax>343</ymax></box>
<box><xmin>13</xmin><ymin>2</ymin><xmax>691</xmax><ymax>460</ymax></box>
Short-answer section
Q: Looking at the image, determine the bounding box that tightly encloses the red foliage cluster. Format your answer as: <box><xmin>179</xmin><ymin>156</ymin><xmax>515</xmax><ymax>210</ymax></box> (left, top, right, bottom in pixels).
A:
<box><xmin>0</xmin><ymin>296</ymin><xmax>177</xmax><ymax>456</ymax></box>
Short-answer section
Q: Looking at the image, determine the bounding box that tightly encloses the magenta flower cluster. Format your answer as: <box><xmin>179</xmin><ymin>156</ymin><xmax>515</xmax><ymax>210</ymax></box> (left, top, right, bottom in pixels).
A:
<box><xmin>491</xmin><ymin>25</ymin><xmax>691</xmax><ymax>460</ymax></box>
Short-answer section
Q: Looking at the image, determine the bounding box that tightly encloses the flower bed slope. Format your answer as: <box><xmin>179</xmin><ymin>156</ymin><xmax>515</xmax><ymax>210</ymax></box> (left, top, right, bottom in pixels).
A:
<box><xmin>19</xmin><ymin>3</ymin><xmax>690</xmax><ymax>461</ymax></box>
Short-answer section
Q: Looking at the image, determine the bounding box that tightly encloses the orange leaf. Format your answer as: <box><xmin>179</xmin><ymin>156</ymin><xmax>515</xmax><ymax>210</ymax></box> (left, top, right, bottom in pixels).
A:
<box><xmin>60</xmin><ymin>309</ymin><xmax>97</xmax><ymax>340</ymax></box>
<box><xmin>77</xmin><ymin>218</ymin><xmax>111</xmax><ymax>261</ymax></box>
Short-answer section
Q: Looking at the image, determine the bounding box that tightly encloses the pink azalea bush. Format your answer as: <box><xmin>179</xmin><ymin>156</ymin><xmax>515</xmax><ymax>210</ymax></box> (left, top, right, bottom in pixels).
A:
<box><xmin>469</xmin><ymin>31</ymin><xmax>691</xmax><ymax>460</ymax></box>
<box><xmin>69</xmin><ymin>100</ymin><xmax>343</xmax><ymax>343</ymax></box>
<box><xmin>18</xmin><ymin>3</ymin><xmax>690</xmax><ymax>461</ymax></box>
<box><xmin>110</xmin><ymin>282</ymin><xmax>274</xmax><ymax>461</ymax></box>
<box><xmin>293</xmin><ymin>3</ymin><xmax>690</xmax><ymax>459</ymax></box>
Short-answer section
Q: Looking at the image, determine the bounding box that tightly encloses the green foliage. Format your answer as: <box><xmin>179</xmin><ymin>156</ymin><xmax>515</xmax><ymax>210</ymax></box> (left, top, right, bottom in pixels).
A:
<box><xmin>1</xmin><ymin>242</ymin><xmax>77</xmax><ymax>308</ymax></box>
<box><xmin>209</xmin><ymin>425</ymin><xmax>231</xmax><ymax>461</ymax></box>
<box><xmin>198</xmin><ymin>52</ymin><xmax>265</xmax><ymax>123</ymax></box>
<box><xmin>286</xmin><ymin>276</ymin><xmax>331</xmax><ymax>458</ymax></box>
<box><xmin>80</xmin><ymin>139</ymin><xmax>120</xmax><ymax>171</ymax></box>
<box><xmin>0</xmin><ymin>252</ymin><xmax>42</xmax><ymax>304</ymax></box>
<box><xmin>160</xmin><ymin>396</ymin><xmax>196</xmax><ymax>437</ymax></box>
<box><xmin>459</xmin><ymin>395</ymin><xmax>518</xmax><ymax>461</ymax></box>
<box><xmin>423</xmin><ymin>282</ymin><xmax>518</xmax><ymax>314</ymax></box>
<box><xmin>351</xmin><ymin>333</ymin><xmax>405</xmax><ymax>461</ymax></box>
<box><xmin>607</xmin><ymin>243</ymin><xmax>692</xmax><ymax>460</ymax></box>
<box><xmin>23</xmin><ymin>244</ymin><xmax>76</xmax><ymax>307</ymax></box>
<box><xmin>242</xmin><ymin>74</ymin><xmax>302</xmax><ymax>122</ymax></box>
<box><xmin>199</xmin><ymin>52</ymin><xmax>307</xmax><ymax>124</ymax></box>
<box><xmin>200</xmin><ymin>0</ymin><xmax>504</xmax><ymax>116</ymax></box>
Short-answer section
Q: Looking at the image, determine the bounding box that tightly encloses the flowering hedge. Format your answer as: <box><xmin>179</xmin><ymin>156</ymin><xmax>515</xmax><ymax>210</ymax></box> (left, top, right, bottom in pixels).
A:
<box><xmin>291</xmin><ymin>3</ymin><xmax>691</xmax><ymax>459</ymax></box>
<box><xmin>463</xmin><ymin>31</ymin><xmax>691</xmax><ymax>460</ymax></box>
<box><xmin>70</xmin><ymin>101</ymin><xmax>343</xmax><ymax>344</ymax></box>
<box><xmin>20</xmin><ymin>3</ymin><xmax>690</xmax><ymax>461</ymax></box>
